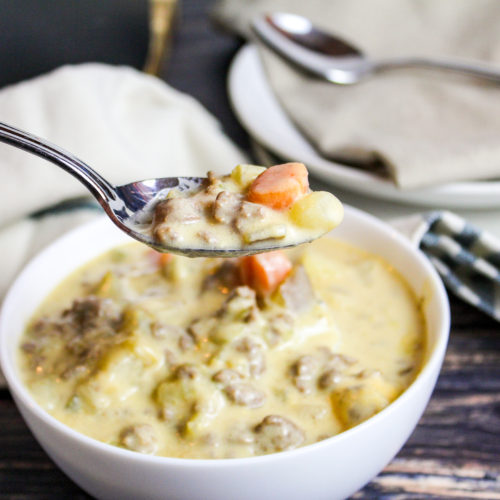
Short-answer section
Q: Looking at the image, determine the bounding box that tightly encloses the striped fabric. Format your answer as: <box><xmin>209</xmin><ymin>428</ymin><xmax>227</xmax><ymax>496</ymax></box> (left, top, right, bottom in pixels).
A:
<box><xmin>418</xmin><ymin>211</ymin><xmax>500</xmax><ymax>321</ymax></box>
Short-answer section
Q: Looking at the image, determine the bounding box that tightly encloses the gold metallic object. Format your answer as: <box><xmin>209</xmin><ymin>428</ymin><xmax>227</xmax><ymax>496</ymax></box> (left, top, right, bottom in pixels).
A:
<box><xmin>144</xmin><ymin>0</ymin><xmax>178</xmax><ymax>75</ymax></box>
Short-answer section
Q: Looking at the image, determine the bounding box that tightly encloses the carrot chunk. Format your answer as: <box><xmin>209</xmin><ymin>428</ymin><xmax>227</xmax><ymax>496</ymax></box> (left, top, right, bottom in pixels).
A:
<box><xmin>240</xmin><ymin>251</ymin><xmax>292</xmax><ymax>295</ymax></box>
<box><xmin>159</xmin><ymin>253</ymin><xmax>173</xmax><ymax>266</ymax></box>
<box><xmin>247</xmin><ymin>163</ymin><xmax>309</xmax><ymax>210</ymax></box>
<box><xmin>149</xmin><ymin>250</ymin><xmax>173</xmax><ymax>267</ymax></box>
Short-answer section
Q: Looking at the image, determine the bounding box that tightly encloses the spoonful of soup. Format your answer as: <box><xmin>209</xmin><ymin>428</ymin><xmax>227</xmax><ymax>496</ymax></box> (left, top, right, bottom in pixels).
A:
<box><xmin>0</xmin><ymin>121</ymin><xmax>343</xmax><ymax>257</ymax></box>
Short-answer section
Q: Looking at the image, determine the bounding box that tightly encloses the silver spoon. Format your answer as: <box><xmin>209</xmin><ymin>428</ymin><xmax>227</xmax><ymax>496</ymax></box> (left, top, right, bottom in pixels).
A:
<box><xmin>252</xmin><ymin>12</ymin><xmax>500</xmax><ymax>85</ymax></box>
<box><xmin>0</xmin><ymin>121</ymin><xmax>306</xmax><ymax>257</ymax></box>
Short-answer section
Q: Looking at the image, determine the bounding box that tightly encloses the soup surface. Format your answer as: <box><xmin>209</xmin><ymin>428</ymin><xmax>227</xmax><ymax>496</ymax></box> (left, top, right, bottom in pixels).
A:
<box><xmin>150</xmin><ymin>163</ymin><xmax>343</xmax><ymax>252</ymax></box>
<box><xmin>19</xmin><ymin>238</ymin><xmax>425</xmax><ymax>458</ymax></box>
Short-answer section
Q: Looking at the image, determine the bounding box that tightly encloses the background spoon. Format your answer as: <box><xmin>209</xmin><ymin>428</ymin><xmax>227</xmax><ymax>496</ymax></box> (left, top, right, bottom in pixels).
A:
<box><xmin>0</xmin><ymin>121</ymin><xmax>310</xmax><ymax>257</ymax></box>
<box><xmin>252</xmin><ymin>12</ymin><xmax>500</xmax><ymax>84</ymax></box>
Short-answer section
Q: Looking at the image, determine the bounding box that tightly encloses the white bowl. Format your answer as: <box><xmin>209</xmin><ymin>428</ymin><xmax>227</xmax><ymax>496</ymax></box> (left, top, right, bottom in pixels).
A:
<box><xmin>0</xmin><ymin>206</ymin><xmax>450</xmax><ymax>500</ymax></box>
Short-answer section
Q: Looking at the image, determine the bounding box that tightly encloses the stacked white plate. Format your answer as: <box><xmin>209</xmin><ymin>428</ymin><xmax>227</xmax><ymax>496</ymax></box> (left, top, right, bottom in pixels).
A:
<box><xmin>228</xmin><ymin>45</ymin><xmax>500</xmax><ymax>238</ymax></box>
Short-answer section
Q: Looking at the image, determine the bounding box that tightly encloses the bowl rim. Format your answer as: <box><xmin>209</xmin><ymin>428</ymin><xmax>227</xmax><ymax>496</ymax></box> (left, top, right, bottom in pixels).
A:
<box><xmin>0</xmin><ymin>205</ymin><xmax>450</xmax><ymax>468</ymax></box>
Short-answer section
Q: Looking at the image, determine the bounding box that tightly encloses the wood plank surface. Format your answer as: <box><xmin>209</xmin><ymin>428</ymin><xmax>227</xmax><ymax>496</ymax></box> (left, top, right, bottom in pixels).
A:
<box><xmin>1</xmin><ymin>0</ymin><xmax>500</xmax><ymax>498</ymax></box>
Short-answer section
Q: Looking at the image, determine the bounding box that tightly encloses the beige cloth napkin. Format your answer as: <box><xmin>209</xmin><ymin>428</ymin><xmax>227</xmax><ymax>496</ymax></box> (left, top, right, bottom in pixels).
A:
<box><xmin>0</xmin><ymin>63</ymin><xmax>245</xmax><ymax>303</ymax></box>
<box><xmin>0</xmin><ymin>63</ymin><xmax>246</xmax><ymax>388</ymax></box>
<box><xmin>214</xmin><ymin>0</ymin><xmax>500</xmax><ymax>189</ymax></box>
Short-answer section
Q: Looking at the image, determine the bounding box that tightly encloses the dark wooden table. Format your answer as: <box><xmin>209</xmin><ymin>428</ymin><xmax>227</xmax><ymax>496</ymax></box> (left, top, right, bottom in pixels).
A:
<box><xmin>1</xmin><ymin>1</ymin><xmax>500</xmax><ymax>498</ymax></box>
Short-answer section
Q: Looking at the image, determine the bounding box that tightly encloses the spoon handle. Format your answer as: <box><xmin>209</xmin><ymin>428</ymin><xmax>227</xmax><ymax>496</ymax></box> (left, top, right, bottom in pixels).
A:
<box><xmin>0</xmin><ymin>121</ymin><xmax>117</xmax><ymax>205</ymax></box>
<box><xmin>375</xmin><ymin>57</ymin><xmax>500</xmax><ymax>82</ymax></box>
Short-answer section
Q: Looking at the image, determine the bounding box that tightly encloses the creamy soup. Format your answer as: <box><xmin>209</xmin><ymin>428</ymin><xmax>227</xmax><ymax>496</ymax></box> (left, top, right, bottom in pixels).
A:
<box><xmin>150</xmin><ymin>163</ymin><xmax>343</xmax><ymax>252</ymax></box>
<box><xmin>19</xmin><ymin>238</ymin><xmax>425</xmax><ymax>458</ymax></box>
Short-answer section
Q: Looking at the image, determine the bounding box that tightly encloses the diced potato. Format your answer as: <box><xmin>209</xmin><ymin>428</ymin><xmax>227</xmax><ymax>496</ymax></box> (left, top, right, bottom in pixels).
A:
<box><xmin>230</xmin><ymin>164</ymin><xmax>267</xmax><ymax>189</ymax></box>
<box><xmin>119</xmin><ymin>311</ymin><xmax>161</xmax><ymax>366</ymax></box>
<box><xmin>289</xmin><ymin>192</ymin><xmax>343</xmax><ymax>232</ymax></box>
<box><xmin>75</xmin><ymin>378</ymin><xmax>113</xmax><ymax>411</ymax></box>
<box><xmin>208</xmin><ymin>289</ymin><xmax>267</xmax><ymax>344</ymax></box>
<box><xmin>184</xmin><ymin>388</ymin><xmax>225</xmax><ymax>437</ymax></box>
<box><xmin>163</xmin><ymin>255</ymin><xmax>207</xmax><ymax>288</ymax></box>
<box><xmin>211</xmin><ymin>321</ymin><xmax>248</xmax><ymax>345</ymax></box>
<box><xmin>263</xmin><ymin>311</ymin><xmax>294</xmax><ymax>344</ymax></box>
<box><xmin>189</xmin><ymin>317</ymin><xmax>217</xmax><ymax>343</ymax></box>
<box><xmin>75</xmin><ymin>347</ymin><xmax>143</xmax><ymax>411</ymax></box>
<box><xmin>301</xmin><ymin>251</ymin><xmax>339</xmax><ymax>289</ymax></box>
<box><xmin>30</xmin><ymin>379</ymin><xmax>61</xmax><ymax>412</ymax></box>
<box><xmin>241</xmin><ymin>224</ymin><xmax>287</xmax><ymax>244</ymax></box>
<box><xmin>133</xmin><ymin>343</ymin><xmax>162</xmax><ymax>367</ymax></box>
<box><xmin>94</xmin><ymin>271</ymin><xmax>122</xmax><ymax>299</ymax></box>
<box><xmin>121</xmin><ymin>307</ymin><xmax>153</xmax><ymax>337</ymax></box>
<box><xmin>163</xmin><ymin>255</ymin><xmax>187</xmax><ymax>283</ymax></box>
<box><xmin>155</xmin><ymin>379</ymin><xmax>197</xmax><ymax>419</ymax></box>
<box><xmin>222</xmin><ymin>290</ymin><xmax>257</xmax><ymax>320</ymax></box>
<box><xmin>209</xmin><ymin>334</ymin><xmax>267</xmax><ymax>378</ymax></box>
<box><xmin>156</xmin><ymin>377</ymin><xmax>224</xmax><ymax>437</ymax></box>
<box><xmin>331</xmin><ymin>373</ymin><xmax>397</xmax><ymax>427</ymax></box>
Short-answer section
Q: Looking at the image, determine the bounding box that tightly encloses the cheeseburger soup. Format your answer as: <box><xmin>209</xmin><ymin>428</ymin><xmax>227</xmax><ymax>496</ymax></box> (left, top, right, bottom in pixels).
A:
<box><xmin>150</xmin><ymin>162</ymin><xmax>343</xmax><ymax>252</ymax></box>
<box><xmin>19</xmin><ymin>238</ymin><xmax>425</xmax><ymax>458</ymax></box>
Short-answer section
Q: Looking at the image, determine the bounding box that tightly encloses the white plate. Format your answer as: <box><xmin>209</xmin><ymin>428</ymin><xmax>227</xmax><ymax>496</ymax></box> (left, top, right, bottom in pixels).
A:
<box><xmin>228</xmin><ymin>45</ymin><xmax>500</xmax><ymax>209</ymax></box>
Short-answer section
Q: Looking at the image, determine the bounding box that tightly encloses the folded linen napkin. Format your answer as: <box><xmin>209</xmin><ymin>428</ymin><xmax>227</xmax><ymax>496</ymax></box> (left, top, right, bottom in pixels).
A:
<box><xmin>213</xmin><ymin>0</ymin><xmax>500</xmax><ymax>189</ymax></box>
<box><xmin>0</xmin><ymin>64</ymin><xmax>246</xmax><ymax>303</ymax></box>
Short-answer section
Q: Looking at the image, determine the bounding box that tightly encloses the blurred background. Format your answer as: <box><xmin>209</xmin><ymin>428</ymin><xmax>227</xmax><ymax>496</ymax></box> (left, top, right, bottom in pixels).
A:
<box><xmin>0</xmin><ymin>0</ymin><xmax>249</xmax><ymax>149</ymax></box>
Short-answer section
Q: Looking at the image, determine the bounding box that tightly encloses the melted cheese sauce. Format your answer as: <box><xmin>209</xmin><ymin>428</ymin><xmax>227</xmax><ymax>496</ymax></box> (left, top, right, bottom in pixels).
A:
<box><xmin>150</xmin><ymin>165</ymin><xmax>343</xmax><ymax>252</ymax></box>
<box><xmin>19</xmin><ymin>238</ymin><xmax>425</xmax><ymax>458</ymax></box>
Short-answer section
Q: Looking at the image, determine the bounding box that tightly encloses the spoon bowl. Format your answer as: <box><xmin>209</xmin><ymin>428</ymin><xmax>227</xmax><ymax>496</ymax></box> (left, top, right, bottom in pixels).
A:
<box><xmin>0</xmin><ymin>121</ymin><xmax>314</xmax><ymax>257</ymax></box>
<box><xmin>252</xmin><ymin>12</ymin><xmax>500</xmax><ymax>84</ymax></box>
